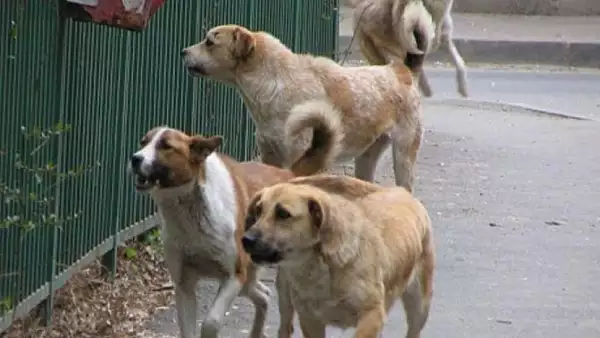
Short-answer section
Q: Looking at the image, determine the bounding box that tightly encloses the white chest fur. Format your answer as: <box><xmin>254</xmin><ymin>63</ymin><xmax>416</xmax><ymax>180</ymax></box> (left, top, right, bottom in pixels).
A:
<box><xmin>151</xmin><ymin>154</ymin><xmax>239</xmax><ymax>277</ymax></box>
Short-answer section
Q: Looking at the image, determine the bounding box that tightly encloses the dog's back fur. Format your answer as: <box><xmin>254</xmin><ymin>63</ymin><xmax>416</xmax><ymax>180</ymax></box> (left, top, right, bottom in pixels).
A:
<box><xmin>284</xmin><ymin>48</ymin><xmax>425</xmax><ymax>177</ymax></box>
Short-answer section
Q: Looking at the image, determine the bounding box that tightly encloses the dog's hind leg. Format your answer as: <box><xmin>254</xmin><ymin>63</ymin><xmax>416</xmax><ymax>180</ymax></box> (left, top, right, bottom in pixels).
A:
<box><xmin>245</xmin><ymin>284</ymin><xmax>269</xmax><ymax>338</ymax></box>
<box><xmin>391</xmin><ymin>122</ymin><xmax>423</xmax><ymax>192</ymax></box>
<box><xmin>243</xmin><ymin>267</ymin><xmax>271</xmax><ymax>338</ymax></box>
<box><xmin>402</xmin><ymin>233</ymin><xmax>434</xmax><ymax>338</ymax></box>
<box><xmin>401</xmin><ymin>276</ymin><xmax>428</xmax><ymax>338</ymax></box>
<box><xmin>418</xmin><ymin>71</ymin><xmax>433</xmax><ymax>98</ymax></box>
<box><xmin>201</xmin><ymin>277</ymin><xmax>243</xmax><ymax>338</ymax></box>
<box><xmin>355</xmin><ymin>134</ymin><xmax>391</xmax><ymax>183</ymax></box>
<box><xmin>441</xmin><ymin>13</ymin><xmax>468</xmax><ymax>97</ymax></box>
<box><xmin>276</xmin><ymin>271</ymin><xmax>295</xmax><ymax>338</ymax></box>
<box><xmin>356</xmin><ymin>29</ymin><xmax>388</xmax><ymax>65</ymax></box>
<box><xmin>254</xmin><ymin>279</ymin><xmax>271</xmax><ymax>296</ymax></box>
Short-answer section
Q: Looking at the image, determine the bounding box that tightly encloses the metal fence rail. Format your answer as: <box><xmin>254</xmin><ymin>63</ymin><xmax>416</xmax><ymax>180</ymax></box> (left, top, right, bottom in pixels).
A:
<box><xmin>0</xmin><ymin>0</ymin><xmax>338</xmax><ymax>332</ymax></box>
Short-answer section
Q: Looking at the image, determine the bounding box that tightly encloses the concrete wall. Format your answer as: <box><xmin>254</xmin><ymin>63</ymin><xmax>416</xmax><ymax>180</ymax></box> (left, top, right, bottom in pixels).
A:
<box><xmin>452</xmin><ymin>0</ymin><xmax>600</xmax><ymax>16</ymax></box>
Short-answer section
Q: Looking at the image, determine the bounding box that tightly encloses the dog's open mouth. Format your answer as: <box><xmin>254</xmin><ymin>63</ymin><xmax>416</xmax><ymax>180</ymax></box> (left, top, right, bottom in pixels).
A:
<box><xmin>250</xmin><ymin>251</ymin><xmax>282</xmax><ymax>265</ymax></box>
<box><xmin>135</xmin><ymin>175</ymin><xmax>158</xmax><ymax>191</ymax></box>
<box><xmin>186</xmin><ymin>66</ymin><xmax>206</xmax><ymax>76</ymax></box>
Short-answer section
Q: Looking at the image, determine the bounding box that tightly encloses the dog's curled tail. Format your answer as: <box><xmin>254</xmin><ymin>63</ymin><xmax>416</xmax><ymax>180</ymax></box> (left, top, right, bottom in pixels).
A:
<box><xmin>394</xmin><ymin>1</ymin><xmax>434</xmax><ymax>74</ymax></box>
<box><xmin>284</xmin><ymin>100</ymin><xmax>344</xmax><ymax>177</ymax></box>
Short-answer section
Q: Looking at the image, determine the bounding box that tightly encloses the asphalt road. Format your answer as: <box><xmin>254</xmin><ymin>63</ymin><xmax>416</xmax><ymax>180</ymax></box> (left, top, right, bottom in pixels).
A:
<box><xmin>422</xmin><ymin>66</ymin><xmax>600</xmax><ymax>121</ymax></box>
<box><xmin>143</xmin><ymin>68</ymin><xmax>600</xmax><ymax>338</ymax></box>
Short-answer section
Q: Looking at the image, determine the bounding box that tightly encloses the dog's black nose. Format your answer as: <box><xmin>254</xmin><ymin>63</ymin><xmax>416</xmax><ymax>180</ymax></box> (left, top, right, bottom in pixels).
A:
<box><xmin>130</xmin><ymin>154</ymin><xmax>143</xmax><ymax>169</ymax></box>
<box><xmin>180</xmin><ymin>49</ymin><xmax>188</xmax><ymax>57</ymax></box>
<box><xmin>242</xmin><ymin>233</ymin><xmax>260</xmax><ymax>252</ymax></box>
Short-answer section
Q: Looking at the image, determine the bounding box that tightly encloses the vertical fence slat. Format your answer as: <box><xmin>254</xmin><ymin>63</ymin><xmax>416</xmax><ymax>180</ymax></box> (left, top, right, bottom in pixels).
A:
<box><xmin>0</xmin><ymin>0</ymin><xmax>338</xmax><ymax>333</ymax></box>
<box><xmin>41</xmin><ymin>11</ymin><xmax>67</xmax><ymax>326</ymax></box>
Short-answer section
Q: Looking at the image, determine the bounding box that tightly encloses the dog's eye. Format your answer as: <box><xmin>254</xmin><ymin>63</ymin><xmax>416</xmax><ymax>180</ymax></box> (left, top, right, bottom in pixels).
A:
<box><xmin>205</xmin><ymin>39</ymin><xmax>214</xmax><ymax>47</ymax></box>
<box><xmin>157</xmin><ymin>140</ymin><xmax>172</xmax><ymax>150</ymax></box>
<box><xmin>245</xmin><ymin>205</ymin><xmax>261</xmax><ymax>230</ymax></box>
<box><xmin>139</xmin><ymin>138</ymin><xmax>148</xmax><ymax>147</ymax></box>
<box><xmin>244</xmin><ymin>214</ymin><xmax>256</xmax><ymax>230</ymax></box>
<box><xmin>274</xmin><ymin>204</ymin><xmax>291</xmax><ymax>220</ymax></box>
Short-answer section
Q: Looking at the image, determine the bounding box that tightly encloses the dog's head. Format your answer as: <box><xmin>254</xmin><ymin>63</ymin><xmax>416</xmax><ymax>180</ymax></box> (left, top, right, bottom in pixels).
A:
<box><xmin>181</xmin><ymin>25</ymin><xmax>256</xmax><ymax>82</ymax></box>
<box><xmin>129</xmin><ymin>126</ymin><xmax>222</xmax><ymax>192</ymax></box>
<box><xmin>241</xmin><ymin>183</ymin><xmax>328</xmax><ymax>266</ymax></box>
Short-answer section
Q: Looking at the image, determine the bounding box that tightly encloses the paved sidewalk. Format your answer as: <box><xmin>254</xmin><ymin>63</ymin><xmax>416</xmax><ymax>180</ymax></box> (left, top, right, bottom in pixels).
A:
<box><xmin>141</xmin><ymin>98</ymin><xmax>600</xmax><ymax>338</ymax></box>
<box><xmin>337</xmin><ymin>6</ymin><xmax>600</xmax><ymax>67</ymax></box>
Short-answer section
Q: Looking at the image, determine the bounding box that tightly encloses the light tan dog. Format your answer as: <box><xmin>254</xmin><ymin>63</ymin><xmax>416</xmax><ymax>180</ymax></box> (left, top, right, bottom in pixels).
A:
<box><xmin>181</xmin><ymin>24</ymin><xmax>425</xmax><ymax>192</ymax></box>
<box><xmin>129</xmin><ymin>127</ymin><xmax>294</xmax><ymax>338</ymax></box>
<box><xmin>349</xmin><ymin>0</ymin><xmax>468</xmax><ymax>97</ymax></box>
<box><xmin>241</xmin><ymin>174</ymin><xmax>435</xmax><ymax>338</ymax></box>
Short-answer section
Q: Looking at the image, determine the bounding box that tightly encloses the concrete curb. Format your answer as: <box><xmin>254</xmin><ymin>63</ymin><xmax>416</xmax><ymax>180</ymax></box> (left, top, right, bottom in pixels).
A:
<box><xmin>425</xmin><ymin>98</ymin><xmax>594</xmax><ymax>121</ymax></box>
<box><xmin>337</xmin><ymin>36</ymin><xmax>600</xmax><ymax>68</ymax></box>
<box><xmin>452</xmin><ymin>0</ymin><xmax>600</xmax><ymax>16</ymax></box>
<box><xmin>338</xmin><ymin>0</ymin><xmax>600</xmax><ymax>16</ymax></box>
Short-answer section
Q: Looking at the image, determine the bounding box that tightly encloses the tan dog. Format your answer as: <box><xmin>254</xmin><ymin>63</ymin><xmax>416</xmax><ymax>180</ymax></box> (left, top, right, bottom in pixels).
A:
<box><xmin>241</xmin><ymin>174</ymin><xmax>435</xmax><ymax>338</ymax></box>
<box><xmin>349</xmin><ymin>0</ymin><xmax>468</xmax><ymax>97</ymax></box>
<box><xmin>181</xmin><ymin>24</ymin><xmax>425</xmax><ymax>192</ymax></box>
<box><xmin>128</xmin><ymin>126</ymin><xmax>294</xmax><ymax>338</ymax></box>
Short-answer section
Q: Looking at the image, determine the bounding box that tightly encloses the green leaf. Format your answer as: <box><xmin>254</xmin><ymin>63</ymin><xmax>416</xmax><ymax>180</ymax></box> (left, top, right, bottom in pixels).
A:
<box><xmin>23</xmin><ymin>220</ymin><xmax>35</xmax><ymax>231</ymax></box>
<box><xmin>32</xmin><ymin>126</ymin><xmax>42</xmax><ymax>137</ymax></box>
<box><xmin>124</xmin><ymin>247</ymin><xmax>137</xmax><ymax>260</ymax></box>
<box><xmin>0</xmin><ymin>296</ymin><xmax>12</xmax><ymax>313</ymax></box>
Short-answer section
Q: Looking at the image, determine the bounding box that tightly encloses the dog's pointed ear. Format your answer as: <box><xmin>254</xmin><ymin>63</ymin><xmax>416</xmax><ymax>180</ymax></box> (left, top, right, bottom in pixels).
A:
<box><xmin>189</xmin><ymin>135</ymin><xmax>222</xmax><ymax>162</ymax></box>
<box><xmin>233</xmin><ymin>27</ymin><xmax>255</xmax><ymax>60</ymax></box>
<box><xmin>245</xmin><ymin>191</ymin><xmax>263</xmax><ymax>231</ymax></box>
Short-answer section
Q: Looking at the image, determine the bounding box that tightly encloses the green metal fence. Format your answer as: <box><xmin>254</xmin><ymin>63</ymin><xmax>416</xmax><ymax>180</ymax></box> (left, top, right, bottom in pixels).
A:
<box><xmin>0</xmin><ymin>0</ymin><xmax>338</xmax><ymax>332</ymax></box>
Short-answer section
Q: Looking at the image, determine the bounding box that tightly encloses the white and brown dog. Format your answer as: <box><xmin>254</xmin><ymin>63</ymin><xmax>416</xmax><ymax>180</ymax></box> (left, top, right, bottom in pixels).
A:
<box><xmin>181</xmin><ymin>24</ymin><xmax>425</xmax><ymax>192</ymax></box>
<box><xmin>349</xmin><ymin>0</ymin><xmax>468</xmax><ymax>97</ymax></box>
<box><xmin>242</xmin><ymin>174</ymin><xmax>435</xmax><ymax>338</ymax></box>
<box><xmin>128</xmin><ymin>126</ymin><xmax>294</xmax><ymax>338</ymax></box>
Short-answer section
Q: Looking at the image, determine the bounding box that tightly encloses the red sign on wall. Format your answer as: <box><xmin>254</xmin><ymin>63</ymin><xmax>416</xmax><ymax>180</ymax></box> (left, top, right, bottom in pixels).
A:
<box><xmin>63</xmin><ymin>0</ymin><xmax>166</xmax><ymax>31</ymax></box>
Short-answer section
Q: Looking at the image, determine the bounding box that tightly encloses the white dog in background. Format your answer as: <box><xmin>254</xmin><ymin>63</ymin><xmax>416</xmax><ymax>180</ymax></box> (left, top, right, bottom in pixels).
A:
<box><xmin>348</xmin><ymin>0</ymin><xmax>469</xmax><ymax>97</ymax></box>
